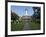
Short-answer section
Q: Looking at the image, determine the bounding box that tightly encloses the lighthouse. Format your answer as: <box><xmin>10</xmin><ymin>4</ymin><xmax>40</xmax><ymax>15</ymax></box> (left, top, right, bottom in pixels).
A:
<box><xmin>21</xmin><ymin>8</ymin><xmax>31</xmax><ymax>22</ymax></box>
<box><xmin>24</xmin><ymin>8</ymin><xmax>28</xmax><ymax>16</ymax></box>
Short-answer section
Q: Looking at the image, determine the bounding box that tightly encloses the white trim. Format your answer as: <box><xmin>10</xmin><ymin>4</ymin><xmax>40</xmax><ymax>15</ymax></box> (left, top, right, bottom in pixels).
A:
<box><xmin>8</xmin><ymin>2</ymin><xmax>44</xmax><ymax>35</ymax></box>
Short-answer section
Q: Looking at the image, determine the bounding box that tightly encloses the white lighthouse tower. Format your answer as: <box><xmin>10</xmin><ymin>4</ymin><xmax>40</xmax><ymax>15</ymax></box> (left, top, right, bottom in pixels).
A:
<box><xmin>22</xmin><ymin>8</ymin><xmax>31</xmax><ymax>22</ymax></box>
<box><xmin>25</xmin><ymin>8</ymin><xmax>28</xmax><ymax>16</ymax></box>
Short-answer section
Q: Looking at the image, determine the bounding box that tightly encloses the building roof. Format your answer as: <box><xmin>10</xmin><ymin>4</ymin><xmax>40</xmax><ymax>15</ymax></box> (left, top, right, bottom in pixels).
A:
<box><xmin>21</xmin><ymin>16</ymin><xmax>31</xmax><ymax>20</ymax></box>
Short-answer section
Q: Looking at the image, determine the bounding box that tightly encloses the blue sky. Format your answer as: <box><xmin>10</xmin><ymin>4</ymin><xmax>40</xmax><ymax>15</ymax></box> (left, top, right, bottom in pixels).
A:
<box><xmin>11</xmin><ymin>6</ymin><xmax>34</xmax><ymax>16</ymax></box>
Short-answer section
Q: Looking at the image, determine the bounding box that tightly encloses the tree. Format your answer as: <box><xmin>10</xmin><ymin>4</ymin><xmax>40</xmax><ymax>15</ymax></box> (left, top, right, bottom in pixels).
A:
<box><xmin>32</xmin><ymin>7</ymin><xmax>40</xmax><ymax>23</ymax></box>
<box><xmin>11</xmin><ymin>11</ymin><xmax>19</xmax><ymax>23</ymax></box>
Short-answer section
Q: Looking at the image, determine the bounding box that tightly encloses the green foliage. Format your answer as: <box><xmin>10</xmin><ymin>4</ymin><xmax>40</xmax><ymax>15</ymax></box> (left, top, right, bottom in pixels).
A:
<box><xmin>32</xmin><ymin>7</ymin><xmax>40</xmax><ymax>23</ymax></box>
<box><xmin>11</xmin><ymin>20</ymin><xmax>24</xmax><ymax>31</ymax></box>
<box><xmin>28</xmin><ymin>7</ymin><xmax>41</xmax><ymax>30</ymax></box>
<box><xmin>11</xmin><ymin>11</ymin><xmax>19</xmax><ymax>22</ymax></box>
<box><xmin>29</xmin><ymin>21</ymin><xmax>40</xmax><ymax>30</ymax></box>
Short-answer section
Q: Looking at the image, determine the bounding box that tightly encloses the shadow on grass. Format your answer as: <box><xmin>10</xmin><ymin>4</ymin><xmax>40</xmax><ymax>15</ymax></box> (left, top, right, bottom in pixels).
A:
<box><xmin>29</xmin><ymin>21</ymin><xmax>40</xmax><ymax>30</ymax></box>
<box><xmin>11</xmin><ymin>21</ymin><xmax>24</xmax><ymax>31</ymax></box>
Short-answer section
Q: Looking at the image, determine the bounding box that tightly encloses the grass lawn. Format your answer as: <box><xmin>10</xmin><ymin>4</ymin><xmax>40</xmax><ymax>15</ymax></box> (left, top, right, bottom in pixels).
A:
<box><xmin>11</xmin><ymin>21</ymin><xmax>24</xmax><ymax>31</ymax></box>
<box><xmin>29</xmin><ymin>21</ymin><xmax>40</xmax><ymax>30</ymax></box>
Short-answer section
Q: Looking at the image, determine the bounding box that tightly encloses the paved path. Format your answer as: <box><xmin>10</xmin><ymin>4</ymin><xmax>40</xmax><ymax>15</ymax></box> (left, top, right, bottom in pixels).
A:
<box><xmin>23</xmin><ymin>21</ymin><xmax>30</xmax><ymax>30</ymax></box>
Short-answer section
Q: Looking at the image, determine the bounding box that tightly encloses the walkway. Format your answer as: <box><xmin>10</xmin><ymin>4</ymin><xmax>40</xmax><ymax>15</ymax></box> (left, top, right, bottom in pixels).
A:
<box><xmin>23</xmin><ymin>21</ymin><xmax>30</xmax><ymax>30</ymax></box>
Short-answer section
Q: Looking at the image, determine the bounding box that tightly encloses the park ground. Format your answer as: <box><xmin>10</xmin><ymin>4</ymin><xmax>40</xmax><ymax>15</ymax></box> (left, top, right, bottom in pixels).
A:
<box><xmin>11</xmin><ymin>20</ymin><xmax>40</xmax><ymax>31</ymax></box>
